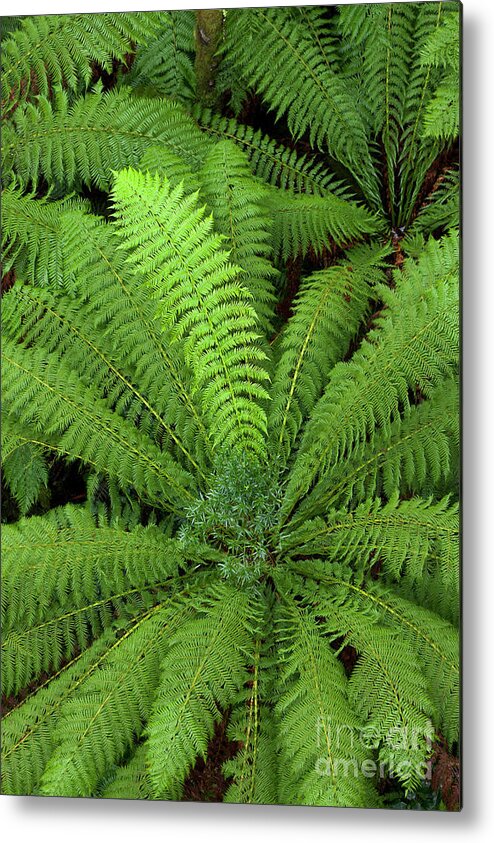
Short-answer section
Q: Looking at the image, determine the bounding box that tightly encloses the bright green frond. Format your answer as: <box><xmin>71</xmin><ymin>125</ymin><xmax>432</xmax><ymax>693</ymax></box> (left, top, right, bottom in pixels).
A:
<box><xmin>145</xmin><ymin>584</ymin><xmax>257</xmax><ymax>799</ymax></box>
<box><xmin>200</xmin><ymin>140</ymin><xmax>278</xmax><ymax>336</ymax></box>
<box><xmin>282</xmin><ymin>236</ymin><xmax>459</xmax><ymax>518</ymax></box>
<box><xmin>111</xmin><ymin>167</ymin><xmax>270</xmax><ymax>459</ymax></box>
<box><xmin>274</xmin><ymin>595</ymin><xmax>379</xmax><ymax>807</ymax></box>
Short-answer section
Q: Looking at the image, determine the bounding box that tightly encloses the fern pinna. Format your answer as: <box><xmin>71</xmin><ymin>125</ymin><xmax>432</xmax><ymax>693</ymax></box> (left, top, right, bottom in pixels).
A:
<box><xmin>2</xmin><ymin>4</ymin><xmax>459</xmax><ymax>808</ymax></box>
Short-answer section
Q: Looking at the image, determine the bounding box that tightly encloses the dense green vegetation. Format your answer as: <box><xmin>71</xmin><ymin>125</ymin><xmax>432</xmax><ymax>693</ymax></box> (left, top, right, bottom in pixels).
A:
<box><xmin>1</xmin><ymin>4</ymin><xmax>460</xmax><ymax>808</ymax></box>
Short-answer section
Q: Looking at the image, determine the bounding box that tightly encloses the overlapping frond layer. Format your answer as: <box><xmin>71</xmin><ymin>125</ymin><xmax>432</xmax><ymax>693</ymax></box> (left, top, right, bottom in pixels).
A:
<box><xmin>407</xmin><ymin>167</ymin><xmax>459</xmax><ymax>239</ymax></box>
<box><xmin>1</xmin><ymin>417</ymin><xmax>48</xmax><ymax>516</ymax></box>
<box><xmin>2</xmin><ymin>207</ymin><xmax>212</xmax><ymax>476</ymax></box>
<box><xmin>337</xmin><ymin>3</ymin><xmax>415</xmax><ymax>219</ymax></box>
<box><xmin>2</xmin><ymin>338</ymin><xmax>197</xmax><ymax>515</ymax></box>
<box><xmin>127</xmin><ymin>10</ymin><xmax>195</xmax><ymax>101</ymax></box>
<box><xmin>289</xmin><ymin>567</ymin><xmax>459</xmax><ymax>748</ymax></box>
<box><xmin>38</xmin><ymin>603</ymin><xmax>180</xmax><ymax>797</ymax></box>
<box><xmin>283</xmin><ymin>496</ymin><xmax>459</xmax><ymax>624</ymax></box>
<box><xmin>145</xmin><ymin>584</ymin><xmax>256</xmax><ymax>799</ymax></box>
<box><xmin>274</xmin><ymin>597</ymin><xmax>379</xmax><ymax>807</ymax></box>
<box><xmin>193</xmin><ymin>107</ymin><xmax>348</xmax><ymax>196</ymax></box>
<box><xmin>347</xmin><ymin>625</ymin><xmax>435</xmax><ymax>791</ymax></box>
<box><xmin>1</xmin><ymin>631</ymin><xmax>114</xmax><ymax>795</ymax></box>
<box><xmin>1</xmin><ymin>11</ymin><xmax>164</xmax><ymax>116</ymax></box>
<box><xmin>223</xmin><ymin>599</ymin><xmax>277</xmax><ymax>805</ymax></box>
<box><xmin>200</xmin><ymin>140</ymin><xmax>277</xmax><ymax>336</ymax></box>
<box><xmin>111</xmin><ymin>168</ymin><xmax>270</xmax><ymax>459</ymax></box>
<box><xmin>397</xmin><ymin>2</ymin><xmax>455</xmax><ymax>224</ymax></box>
<box><xmin>282</xmin><ymin>235</ymin><xmax>459</xmax><ymax>518</ymax></box>
<box><xmin>269</xmin><ymin>244</ymin><xmax>389</xmax><ymax>465</ymax></box>
<box><xmin>1</xmin><ymin>187</ymin><xmax>87</xmax><ymax>287</ymax></box>
<box><xmin>2</xmin><ymin>89</ymin><xmax>208</xmax><ymax>190</ymax></box>
<box><xmin>305</xmin><ymin>380</ymin><xmax>459</xmax><ymax>513</ymax></box>
<box><xmin>100</xmin><ymin>744</ymin><xmax>154</xmax><ymax>799</ymax></box>
<box><xmin>223</xmin><ymin>6</ymin><xmax>380</xmax><ymax>207</ymax></box>
<box><xmin>263</xmin><ymin>188</ymin><xmax>381</xmax><ymax>260</ymax></box>
<box><xmin>2</xmin><ymin>506</ymin><xmax>184</xmax><ymax>635</ymax></box>
<box><xmin>420</xmin><ymin>10</ymin><xmax>460</xmax><ymax>141</ymax></box>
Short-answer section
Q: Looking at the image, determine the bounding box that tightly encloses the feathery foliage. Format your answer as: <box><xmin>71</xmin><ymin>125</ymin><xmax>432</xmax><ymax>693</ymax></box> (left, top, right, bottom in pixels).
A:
<box><xmin>2</xmin><ymin>3</ymin><xmax>459</xmax><ymax>809</ymax></box>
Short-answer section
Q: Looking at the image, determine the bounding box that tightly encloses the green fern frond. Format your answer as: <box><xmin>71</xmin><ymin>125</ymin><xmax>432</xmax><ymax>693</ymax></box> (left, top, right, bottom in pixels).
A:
<box><xmin>145</xmin><ymin>584</ymin><xmax>256</xmax><ymax>799</ymax></box>
<box><xmin>282</xmin><ymin>236</ymin><xmax>459</xmax><ymax>518</ymax></box>
<box><xmin>39</xmin><ymin>603</ymin><xmax>177</xmax><ymax>797</ymax></box>
<box><xmin>263</xmin><ymin>187</ymin><xmax>381</xmax><ymax>261</ymax></box>
<box><xmin>420</xmin><ymin>10</ymin><xmax>460</xmax><ymax>141</ymax></box>
<box><xmin>269</xmin><ymin>244</ymin><xmax>390</xmax><ymax>465</ymax></box>
<box><xmin>2</xmin><ymin>339</ymin><xmax>197</xmax><ymax>514</ymax></box>
<box><xmin>1</xmin><ymin>631</ymin><xmax>115</xmax><ymax>795</ymax></box>
<box><xmin>193</xmin><ymin>108</ymin><xmax>350</xmax><ymax>197</ymax></box>
<box><xmin>2</xmin><ymin>89</ymin><xmax>208</xmax><ymax>191</ymax></box>
<box><xmin>347</xmin><ymin>625</ymin><xmax>436</xmax><ymax>792</ymax></box>
<box><xmin>126</xmin><ymin>10</ymin><xmax>195</xmax><ymax>102</ymax></box>
<box><xmin>273</xmin><ymin>594</ymin><xmax>379</xmax><ymax>807</ymax></box>
<box><xmin>283</xmin><ymin>495</ymin><xmax>459</xmax><ymax>625</ymax></box>
<box><xmin>1</xmin><ymin>186</ymin><xmax>87</xmax><ymax>287</ymax></box>
<box><xmin>200</xmin><ymin>140</ymin><xmax>278</xmax><ymax>336</ymax></box>
<box><xmin>99</xmin><ymin>744</ymin><xmax>154</xmax><ymax>800</ymax></box>
<box><xmin>1</xmin><ymin>417</ymin><xmax>48</xmax><ymax>516</ymax></box>
<box><xmin>2</xmin><ymin>505</ymin><xmax>185</xmax><ymax>636</ymax></box>
<box><xmin>111</xmin><ymin>168</ymin><xmax>270</xmax><ymax>459</ymax></box>
<box><xmin>307</xmin><ymin>379</ymin><xmax>459</xmax><ymax>513</ymax></box>
<box><xmin>222</xmin><ymin>630</ymin><xmax>278</xmax><ymax>805</ymax></box>
<box><xmin>223</xmin><ymin>7</ymin><xmax>380</xmax><ymax>207</ymax></box>
<box><xmin>1</xmin><ymin>12</ymin><xmax>163</xmax><ymax>116</ymax></box>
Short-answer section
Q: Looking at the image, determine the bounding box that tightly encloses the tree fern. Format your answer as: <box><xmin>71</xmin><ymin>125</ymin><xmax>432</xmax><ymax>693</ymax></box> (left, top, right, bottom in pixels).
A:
<box><xmin>2</xmin><ymin>5</ymin><xmax>459</xmax><ymax>809</ymax></box>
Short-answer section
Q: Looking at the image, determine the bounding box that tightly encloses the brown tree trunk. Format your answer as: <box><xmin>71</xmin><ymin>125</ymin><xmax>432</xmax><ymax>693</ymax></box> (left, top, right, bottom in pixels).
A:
<box><xmin>194</xmin><ymin>9</ymin><xmax>223</xmax><ymax>107</ymax></box>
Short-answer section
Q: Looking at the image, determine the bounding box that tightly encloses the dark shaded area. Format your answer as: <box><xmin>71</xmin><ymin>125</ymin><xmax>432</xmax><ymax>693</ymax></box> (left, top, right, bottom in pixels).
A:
<box><xmin>182</xmin><ymin>711</ymin><xmax>240</xmax><ymax>802</ymax></box>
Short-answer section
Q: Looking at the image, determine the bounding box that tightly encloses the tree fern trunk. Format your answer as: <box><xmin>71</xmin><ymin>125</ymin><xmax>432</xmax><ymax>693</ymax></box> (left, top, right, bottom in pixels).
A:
<box><xmin>194</xmin><ymin>9</ymin><xmax>223</xmax><ymax>106</ymax></box>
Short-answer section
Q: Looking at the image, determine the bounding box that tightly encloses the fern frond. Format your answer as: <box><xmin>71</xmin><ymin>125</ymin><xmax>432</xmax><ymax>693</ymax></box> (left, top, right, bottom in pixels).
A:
<box><xmin>269</xmin><ymin>244</ymin><xmax>390</xmax><ymax>465</ymax></box>
<box><xmin>200</xmin><ymin>140</ymin><xmax>278</xmax><ymax>336</ymax></box>
<box><xmin>111</xmin><ymin>168</ymin><xmax>270</xmax><ymax>459</ymax></box>
<box><xmin>223</xmin><ymin>6</ymin><xmax>380</xmax><ymax>207</ymax></box>
<box><xmin>283</xmin><ymin>495</ymin><xmax>459</xmax><ymax>625</ymax></box>
<box><xmin>223</xmin><ymin>594</ymin><xmax>277</xmax><ymax>804</ymax></box>
<box><xmin>347</xmin><ymin>625</ymin><xmax>435</xmax><ymax>792</ymax></box>
<box><xmin>2</xmin><ymin>338</ymin><xmax>197</xmax><ymax>515</ymax></box>
<box><xmin>1</xmin><ymin>631</ymin><xmax>114</xmax><ymax>795</ymax></box>
<box><xmin>193</xmin><ymin>108</ymin><xmax>349</xmax><ymax>197</ymax></box>
<box><xmin>337</xmin><ymin>3</ymin><xmax>415</xmax><ymax>220</ymax></box>
<box><xmin>273</xmin><ymin>594</ymin><xmax>379</xmax><ymax>807</ymax></box>
<box><xmin>3</xmin><ymin>89</ymin><xmax>208</xmax><ymax>190</ymax></box>
<box><xmin>407</xmin><ymin>167</ymin><xmax>459</xmax><ymax>239</ymax></box>
<box><xmin>282</xmin><ymin>235</ymin><xmax>459</xmax><ymax>518</ymax></box>
<box><xmin>99</xmin><ymin>744</ymin><xmax>154</xmax><ymax>799</ymax></box>
<box><xmin>145</xmin><ymin>583</ymin><xmax>256</xmax><ymax>799</ymax></box>
<box><xmin>263</xmin><ymin>187</ymin><xmax>381</xmax><ymax>261</ymax></box>
<box><xmin>397</xmin><ymin>2</ymin><xmax>458</xmax><ymax>224</ymax></box>
<box><xmin>296</xmin><ymin>570</ymin><xmax>459</xmax><ymax>748</ymax></box>
<box><xmin>1</xmin><ymin>186</ymin><xmax>87</xmax><ymax>287</ymax></box>
<box><xmin>305</xmin><ymin>379</ymin><xmax>459</xmax><ymax>514</ymax></box>
<box><xmin>1</xmin><ymin>12</ymin><xmax>163</xmax><ymax>116</ymax></box>
<box><xmin>420</xmin><ymin>9</ymin><xmax>460</xmax><ymax>141</ymax></box>
<box><xmin>127</xmin><ymin>10</ymin><xmax>195</xmax><ymax>102</ymax></box>
<box><xmin>38</xmin><ymin>603</ymin><xmax>179</xmax><ymax>797</ymax></box>
<box><xmin>1</xmin><ymin>417</ymin><xmax>48</xmax><ymax>516</ymax></box>
<box><xmin>2</xmin><ymin>505</ymin><xmax>185</xmax><ymax>636</ymax></box>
